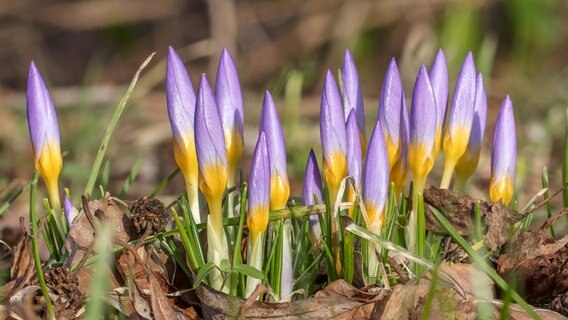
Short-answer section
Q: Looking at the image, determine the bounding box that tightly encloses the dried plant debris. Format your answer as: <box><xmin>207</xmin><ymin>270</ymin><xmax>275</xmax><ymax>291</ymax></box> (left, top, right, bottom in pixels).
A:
<box><xmin>423</xmin><ymin>186</ymin><xmax>526</xmax><ymax>250</ymax></box>
<box><xmin>130</xmin><ymin>196</ymin><xmax>168</xmax><ymax>236</ymax></box>
<box><xmin>498</xmin><ymin>231</ymin><xmax>568</xmax><ymax>307</ymax></box>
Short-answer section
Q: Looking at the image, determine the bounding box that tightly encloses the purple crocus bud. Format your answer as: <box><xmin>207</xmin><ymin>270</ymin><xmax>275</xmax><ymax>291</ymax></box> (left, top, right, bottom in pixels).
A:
<box><xmin>408</xmin><ymin>65</ymin><xmax>437</xmax><ymax>193</ymax></box>
<box><xmin>245</xmin><ymin>133</ymin><xmax>269</xmax><ymax>297</ymax></box>
<box><xmin>216</xmin><ymin>49</ymin><xmax>244</xmax><ymax>185</ymax></box>
<box><xmin>363</xmin><ymin>122</ymin><xmax>389</xmax><ymax>232</ymax></box>
<box><xmin>303</xmin><ymin>149</ymin><xmax>324</xmax><ymax>206</ymax></box>
<box><xmin>378</xmin><ymin>58</ymin><xmax>404</xmax><ymax>169</ymax></box>
<box><xmin>342</xmin><ymin>49</ymin><xmax>366</xmax><ymax>154</ymax></box>
<box><xmin>490</xmin><ymin>96</ymin><xmax>516</xmax><ymax>205</ymax></box>
<box><xmin>63</xmin><ymin>196</ymin><xmax>78</xmax><ymax>227</ymax></box>
<box><xmin>429</xmin><ymin>49</ymin><xmax>448</xmax><ymax>156</ymax></box>
<box><xmin>390</xmin><ymin>95</ymin><xmax>409</xmax><ymax>193</ymax></box>
<box><xmin>346</xmin><ymin>110</ymin><xmax>363</xmax><ymax>218</ymax></box>
<box><xmin>346</xmin><ymin>110</ymin><xmax>363</xmax><ymax>189</ymax></box>
<box><xmin>27</xmin><ymin>62</ymin><xmax>63</xmax><ymax>214</ymax></box>
<box><xmin>455</xmin><ymin>73</ymin><xmax>487</xmax><ymax>184</ymax></box>
<box><xmin>259</xmin><ymin>91</ymin><xmax>290</xmax><ymax>210</ymax></box>
<box><xmin>166</xmin><ymin>46</ymin><xmax>200</xmax><ymax>222</ymax></box>
<box><xmin>303</xmin><ymin>149</ymin><xmax>323</xmax><ymax>243</ymax></box>
<box><xmin>196</xmin><ymin>74</ymin><xmax>229</xmax><ymax>292</ymax></box>
<box><xmin>247</xmin><ymin>132</ymin><xmax>270</xmax><ymax>243</ymax></box>
<box><xmin>440</xmin><ymin>52</ymin><xmax>477</xmax><ymax>188</ymax></box>
<box><xmin>195</xmin><ymin>74</ymin><xmax>228</xmax><ymax>215</ymax></box>
<box><xmin>320</xmin><ymin>70</ymin><xmax>348</xmax><ymax>201</ymax></box>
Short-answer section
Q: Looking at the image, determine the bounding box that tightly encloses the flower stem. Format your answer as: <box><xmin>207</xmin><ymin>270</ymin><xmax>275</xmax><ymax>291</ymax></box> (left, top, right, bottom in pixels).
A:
<box><xmin>440</xmin><ymin>159</ymin><xmax>456</xmax><ymax>189</ymax></box>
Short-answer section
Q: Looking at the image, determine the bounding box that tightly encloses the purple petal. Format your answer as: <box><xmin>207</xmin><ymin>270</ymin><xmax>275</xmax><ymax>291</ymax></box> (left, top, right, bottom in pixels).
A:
<box><xmin>63</xmin><ymin>195</ymin><xmax>77</xmax><ymax>226</ymax></box>
<box><xmin>248</xmin><ymin>132</ymin><xmax>270</xmax><ymax>212</ymax></box>
<box><xmin>346</xmin><ymin>110</ymin><xmax>362</xmax><ymax>188</ymax></box>
<box><xmin>166</xmin><ymin>46</ymin><xmax>196</xmax><ymax>142</ymax></box>
<box><xmin>363</xmin><ymin>122</ymin><xmax>389</xmax><ymax>214</ymax></box>
<box><xmin>491</xmin><ymin>95</ymin><xmax>516</xmax><ymax>181</ymax></box>
<box><xmin>429</xmin><ymin>49</ymin><xmax>448</xmax><ymax>129</ymax></box>
<box><xmin>195</xmin><ymin>74</ymin><xmax>227</xmax><ymax>168</ymax></box>
<box><xmin>215</xmin><ymin>49</ymin><xmax>244</xmax><ymax>137</ymax></box>
<box><xmin>26</xmin><ymin>62</ymin><xmax>61</xmax><ymax>160</ymax></box>
<box><xmin>378</xmin><ymin>58</ymin><xmax>403</xmax><ymax>148</ymax></box>
<box><xmin>320</xmin><ymin>70</ymin><xmax>347</xmax><ymax>161</ymax></box>
<box><xmin>447</xmin><ymin>52</ymin><xmax>476</xmax><ymax>133</ymax></box>
<box><xmin>469</xmin><ymin>73</ymin><xmax>487</xmax><ymax>150</ymax></box>
<box><xmin>399</xmin><ymin>94</ymin><xmax>409</xmax><ymax>161</ymax></box>
<box><xmin>342</xmin><ymin>49</ymin><xmax>366</xmax><ymax>138</ymax></box>
<box><xmin>410</xmin><ymin>65</ymin><xmax>437</xmax><ymax>152</ymax></box>
<box><xmin>259</xmin><ymin>91</ymin><xmax>288</xmax><ymax>177</ymax></box>
<box><xmin>303</xmin><ymin>149</ymin><xmax>323</xmax><ymax>205</ymax></box>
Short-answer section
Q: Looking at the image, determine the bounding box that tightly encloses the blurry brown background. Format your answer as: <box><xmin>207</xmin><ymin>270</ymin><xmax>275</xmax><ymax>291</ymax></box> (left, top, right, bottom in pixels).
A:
<box><xmin>1</xmin><ymin>0</ymin><xmax>568</xmax><ymax>230</ymax></box>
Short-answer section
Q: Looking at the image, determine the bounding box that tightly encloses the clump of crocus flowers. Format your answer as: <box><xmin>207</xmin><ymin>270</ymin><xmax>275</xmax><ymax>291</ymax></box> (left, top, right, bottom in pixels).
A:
<box><xmin>25</xmin><ymin>46</ymin><xmax>517</xmax><ymax>299</ymax></box>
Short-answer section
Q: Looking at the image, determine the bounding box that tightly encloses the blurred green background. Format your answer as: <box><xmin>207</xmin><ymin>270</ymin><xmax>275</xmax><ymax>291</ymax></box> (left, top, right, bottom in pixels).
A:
<box><xmin>1</xmin><ymin>0</ymin><xmax>568</xmax><ymax>231</ymax></box>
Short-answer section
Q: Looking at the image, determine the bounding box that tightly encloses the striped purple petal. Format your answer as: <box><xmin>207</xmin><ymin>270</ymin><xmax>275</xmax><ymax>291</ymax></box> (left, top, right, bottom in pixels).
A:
<box><xmin>378</xmin><ymin>58</ymin><xmax>403</xmax><ymax>165</ymax></box>
<box><xmin>216</xmin><ymin>49</ymin><xmax>244</xmax><ymax>170</ymax></box>
<box><xmin>166</xmin><ymin>46</ymin><xmax>196</xmax><ymax>143</ymax></box>
<box><xmin>429</xmin><ymin>49</ymin><xmax>448</xmax><ymax>132</ymax></box>
<box><xmin>363</xmin><ymin>122</ymin><xmax>389</xmax><ymax>227</ymax></box>
<box><xmin>342</xmin><ymin>49</ymin><xmax>366</xmax><ymax>143</ymax></box>
<box><xmin>63</xmin><ymin>195</ymin><xmax>77</xmax><ymax>227</ymax></box>
<box><xmin>491</xmin><ymin>95</ymin><xmax>516</xmax><ymax>186</ymax></box>
<box><xmin>247</xmin><ymin>132</ymin><xmax>270</xmax><ymax>236</ymax></box>
<box><xmin>27</xmin><ymin>62</ymin><xmax>61</xmax><ymax>162</ymax></box>
<box><xmin>446</xmin><ymin>52</ymin><xmax>476</xmax><ymax>138</ymax></box>
<box><xmin>346</xmin><ymin>110</ymin><xmax>363</xmax><ymax>188</ymax></box>
<box><xmin>259</xmin><ymin>91</ymin><xmax>288</xmax><ymax>179</ymax></box>
<box><xmin>409</xmin><ymin>65</ymin><xmax>437</xmax><ymax>153</ymax></box>
<box><xmin>469</xmin><ymin>73</ymin><xmax>487</xmax><ymax>151</ymax></box>
<box><xmin>303</xmin><ymin>149</ymin><xmax>323</xmax><ymax>205</ymax></box>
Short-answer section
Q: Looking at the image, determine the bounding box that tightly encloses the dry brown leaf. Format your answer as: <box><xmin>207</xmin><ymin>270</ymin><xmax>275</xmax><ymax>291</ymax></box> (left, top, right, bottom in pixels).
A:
<box><xmin>10</xmin><ymin>222</ymin><xmax>32</xmax><ymax>281</ymax></box>
<box><xmin>498</xmin><ymin>231</ymin><xmax>568</xmax><ymax>305</ymax></box>
<box><xmin>424</xmin><ymin>187</ymin><xmax>486</xmax><ymax>236</ymax></box>
<box><xmin>484</xmin><ymin>201</ymin><xmax>526</xmax><ymax>250</ymax></box>
<box><xmin>64</xmin><ymin>193</ymin><xmax>136</xmax><ymax>268</ymax></box>
<box><xmin>149</xmin><ymin>272</ymin><xmax>183</xmax><ymax>319</ymax></box>
<box><xmin>196</xmin><ymin>284</ymin><xmax>368</xmax><ymax>319</ymax></box>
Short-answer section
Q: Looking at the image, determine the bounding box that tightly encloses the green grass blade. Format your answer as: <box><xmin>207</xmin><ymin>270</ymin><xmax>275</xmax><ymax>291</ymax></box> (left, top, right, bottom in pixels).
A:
<box><xmin>84</xmin><ymin>53</ymin><xmax>155</xmax><ymax>196</ymax></box>
<box><xmin>230</xmin><ymin>185</ymin><xmax>248</xmax><ymax>297</ymax></box>
<box><xmin>0</xmin><ymin>182</ymin><xmax>30</xmax><ymax>217</ymax></box>
<box><xmin>30</xmin><ymin>173</ymin><xmax>55</xmax><ymax>320</ymax></box>
<box><xmin>541</xmin><ymin>167</ymin><xmax>555</xmax><ymax>237</ymax></box>
<box><xmin>429</xmin><ymin>206</ymin><xmax>541</xmax><ymax>319</ymax></box>
<box><xmin>150</xmin><ymin>168</ymin><xmax>180</xmax><ymax>198</ymax></box>
<box><xmin>85</xmin><ymin>222</ymin><xmax>113</xmax><ymax>320</ymax></box>
<box><xmin>119</xmin><ymin>156</ymin><xmax>144</xmax><ymax>198</ymax></box>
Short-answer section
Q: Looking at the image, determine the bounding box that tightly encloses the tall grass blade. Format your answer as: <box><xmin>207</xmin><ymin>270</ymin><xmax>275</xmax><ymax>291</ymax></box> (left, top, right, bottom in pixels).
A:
<box><xmin>84</xmin><ymin>53</ymin><xmax>155</xmax><ymax>196</ymax></box>
<box><xmin>30</xmin><ymin>173</ymin><xmax>55</xmax><ymax>320</ymax></box>
<box><xmin>119</xmin><ymin>156</ymin><xmax>144</xmax><ymax>198</ymax></box>
<box><xmin>85</xmin><ymin>222</ymin><xmax>113</xmax><ymax>320</ymax></box>
<box><xmin>0</xmin><ymin>182</ymin><xmax>30</xmax><ymax>217</ymax></box>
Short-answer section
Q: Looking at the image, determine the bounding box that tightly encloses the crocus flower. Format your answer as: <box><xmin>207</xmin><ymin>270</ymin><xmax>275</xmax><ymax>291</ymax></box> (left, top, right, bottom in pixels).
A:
<box><xmin>215</xmin><ymin>49</ymin><xmax>244</xmax><ymax>188</ymax></box>
<box><xmin>408</xmin><ymin>65</ymin><xmax>437</xmax><ymax>195</ymax></box>
<box><xmin>389</xmin><ymin>96</ymin><xmax>409</xmax><ymax>194</ymax></box>
<box><xmin>490</xmin><ymin>96</ymin><xmax>516</xmax><ymax>205</ymax></box>
<box><xmin>378</xmin><ymin>58</ymin><xmax>404</xmax><ymax>169</ymax></box>
<box><xmin>362</xmin><ymin>122</ymin><xmax>389</xmax><ymax>281</ymax></box>
<box><xmin>303</xmin><ymin>149</ymin><xmax>323</xmax><ymax>242</ymax></box>
<box><xmin>429</xmin><ymin>49</ymin><xmax>449</xmax><ymax>157</ymax></box>
<box><xmin>246</xmin><ymin>133</ymin><xmax>269</xmax><ymax>297</ymax></box>
<box><xmin>342</xmin><ymin>49</ymin><xmax>366</xmax><ymax>154</ymax></box>
<box><xmin>63</xmin><ymin>196</ymin><xmax>78</xmax><ymax>228</ymax></box>
<box><xmin>320</xmin><ymin>70</ymin><xmax>348</xmax><ymax>201</ymax></box>
<box><xmin>440</xmin><ymin>52</ymin><xmax>476</xmax><ymax>188</ymax></box>
<box><xmin>27</xmin><ymin>62</ymin><xmax>63</xmax><ymax>216</ymax></box>
<box><xmin>259</xmin><ymin>91</ymin><xmax>290</xmax><ymax>210</ymax></box>
<box><xmin>346</xmin><ymin>110</ymin><xmax>362</xmax><ymax>218</ymax></box>
<box><xmin>455</xmin><ymin>74</ymin><xmax>487</xmax><ymax>187</ymax></box>
<box><xmin>363</xmin><ymin>122</ymin><xmax>389</xmax><ymax>233</ymax></box>
<box><xmin>195</xmin><ymin>74</ymin><xmax>229</xmax><ymax>291</ymax></box>
<box><xmin>166</xmin><ymin>47</ymin><xmax>200</xmax><ymax>222</ymax></box>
